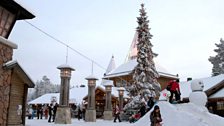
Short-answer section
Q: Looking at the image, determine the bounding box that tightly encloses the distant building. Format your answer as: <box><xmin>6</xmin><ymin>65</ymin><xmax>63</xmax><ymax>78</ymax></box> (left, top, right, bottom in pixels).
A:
<box><xmin>0</xmin><ymin>0</ymin><xmax>35</xmax><ymax>126</ymax></box>
<box><xmin>180</xmin><ymin>74</ymin><xmax>224</xmax><ymax>117</ymax></box>
<box><xmin>104</xmin><ymin>32</ymin><xmax>178</xmax><ymax>91</ymax></box>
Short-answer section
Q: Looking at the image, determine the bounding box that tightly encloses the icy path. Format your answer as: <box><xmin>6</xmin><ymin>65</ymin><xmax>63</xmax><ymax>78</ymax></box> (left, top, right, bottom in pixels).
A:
<box><xmin>26</xmin><ymin>119</ymin><xmax>132</xmax><ymax>126</ymax></box>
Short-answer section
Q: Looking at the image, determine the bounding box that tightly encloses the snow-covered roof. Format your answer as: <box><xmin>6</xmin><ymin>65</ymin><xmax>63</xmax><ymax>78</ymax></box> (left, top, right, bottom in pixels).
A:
<box><xmin>0</xmin><ymin>36</ymin><xmax>18</xmax><ymax>49</ymax></box>
<box><xmin>29</xmin><ymin>84</ymin><xmax>129</xmax><ymax>105</ymax></box>
<box><xmin>104</xmin><ymin>59</ymin><xmax>178</xmax><ymax>79</ymax></box>
<box><xmin>69</xmin><ymin>86</ymin><xmax>88</xmax><ymax>104</ymax></box>
<box><xmin>180</xmin><ymin>74</ymin><xmax>224</xmax><ymax>98</ymax></box>
<box><xmin>29</xmin><ymin>86</ymin><xmax>88</xmax><ymax>105</ymax></box>
<box><xmin>209</xmin><ymin>88</ymin><xmax>224</xmax><ymax>98</ymax></box>
<box><xmin>3</xmin><ymin>60</ymin><xmax>35</xmax><ymax>88</ymax></box>
<box><xmin>97</xmin><ymin>84</ymin><xmax>129</xmax><ymax>98</ymax></box>
<box><xmin>105</xmin><ymin>56</ymin><xmax>116</xmax><ymax>75</ymax></box>
<box><xmin>57</xmin><ymin>64</ymin><xmax>75</xmax><ymax>70</ymax></box>
<box><xmin>101</xmin><ymin>80</ymin><xmax>113</xmax><ymax>86</ymax></box>
<box><xmin>85</xmin><ymin>75</ymin><xmax>98</xmax><ymax>80</ymax></box>
<box><xmin>29</xmin><ymin>93</ymin><xmax>59</xmax><ymax>104</ymax></box>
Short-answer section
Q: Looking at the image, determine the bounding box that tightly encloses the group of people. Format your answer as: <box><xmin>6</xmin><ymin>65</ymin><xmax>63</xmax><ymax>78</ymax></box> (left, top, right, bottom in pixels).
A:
<box><xmin>27</xmin><ymin>104</ymin><xmax>50</xmax><ymax>120</ymax></box>
<box><xmin>48</xmin><ymin>103</ymin><xmax>58</xmax><ymax>123</ymax></box>
<box><xmin>77</xmin><ymin>106</ymin><xmax>86</xmax><ymax>120</ymax></box>
<box><xmin>149</xmin><ymin>79</ymin><xmax>181</xmax><ymax>125</ymax></box>
<box><xmin>127</xmin><ymin>79</ymin><xmax>180</xmax><ymax>125</ymax></box>
<box><xmin>129</xmin><ymin>96</ymin><xmax>155</xmax><ymax>123</ymax></box>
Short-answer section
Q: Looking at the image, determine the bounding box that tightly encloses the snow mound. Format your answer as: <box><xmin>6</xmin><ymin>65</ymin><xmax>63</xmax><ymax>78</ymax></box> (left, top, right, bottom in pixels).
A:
<box><xmin>133</xmin><ymin>101</ymin><xmax>224</xmax><ymax>126</ymax></box>
<box><xmin>175</xmin><ymin>103</ymin><xmax>224</xmax><ymax>126</ymax></box>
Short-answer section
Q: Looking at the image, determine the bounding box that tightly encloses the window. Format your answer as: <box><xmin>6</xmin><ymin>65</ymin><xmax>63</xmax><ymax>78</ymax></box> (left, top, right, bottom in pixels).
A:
<box><xmin>217</xmin><ymin>101</ymin><xmax>224</xmax><ymax>110</ymax></box>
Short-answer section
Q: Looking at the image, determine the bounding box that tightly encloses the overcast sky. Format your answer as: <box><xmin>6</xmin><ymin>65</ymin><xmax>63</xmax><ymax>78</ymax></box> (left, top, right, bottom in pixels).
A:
<box><xmin>10</xmin><ymin>0</ymin><xmax>224</xmax><ymax>86</ymax></box>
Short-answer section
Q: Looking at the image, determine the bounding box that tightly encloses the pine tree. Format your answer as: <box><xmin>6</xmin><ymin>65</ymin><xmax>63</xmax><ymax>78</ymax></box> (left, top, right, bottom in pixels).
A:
<box><xmin>209</xmin><ymin>38</ymin><xmax>224</xmax><ymax>76</ymax></box>
<box><xmin>27</xmin><ymin>76</ymin><xmax>60</xmax><ymax>101</ymax></box>
<box><xmin>125</xmin><ymin>4</ymin><xmax>161</xmax><ymax>110</ymax></box>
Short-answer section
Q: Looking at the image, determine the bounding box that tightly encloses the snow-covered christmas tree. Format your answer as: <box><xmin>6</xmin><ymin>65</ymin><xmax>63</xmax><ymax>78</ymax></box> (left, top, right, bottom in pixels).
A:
<box><xmin>209</xmin><ymin>38</ymin><xmax>224</xmax><ymax>76</ymax></box>
<box><xmin>125</xmin><ymin>4</ymin><xmax>161</xmax><ymax>110</ymax></box>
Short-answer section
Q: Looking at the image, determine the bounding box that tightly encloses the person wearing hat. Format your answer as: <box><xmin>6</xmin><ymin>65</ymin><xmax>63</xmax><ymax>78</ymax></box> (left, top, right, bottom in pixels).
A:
<box><xmin>150</xmin><ymin>105</ymin><xmax>162</xmax><ymax>126</ymax></box>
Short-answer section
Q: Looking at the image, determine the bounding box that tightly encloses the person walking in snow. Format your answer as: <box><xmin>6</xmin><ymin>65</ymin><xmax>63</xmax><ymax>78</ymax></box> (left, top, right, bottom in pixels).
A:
<box><xmin>77</xmin><ymin>107</ymin><xmax>82</xmax><ymax>120</ymax></box>
<box><xmin>82</xmin><ymin>107</ymin><xmax>86</xmax><ymax>120</ymax></box>
<box><xmin>44</xmin><ymin>105</ymin><xmax>48</xmax><ymax>119</ymax></box>
<box><xmin>168</xmin><ymin>79</ymin><xmax>181</xmax><ymax>103</ymax></box>
<box><xmin>113</xmin><ymin>104</ymin><xmax>121</xmax><ymax>122</ymax></box>
<box><xmin>150</xmin><ymin>105</ymin><xmax>162</xmax><ymax>126</ymax></box>
<box><xmin>147</xmin><ymin>97</ymin><xmax>155</xmax><ymax>112</ymax></box>
<box><xmin>140</xmin><ymin>102</ymin><xmax>146</xmax><ymax>117</ymax></box>
<box><xmin>52</xmin><ymin>103</ymin><xmax>58</xmax><ymax>122</ymax></box>
<box><xmin>48</xmin><ymin>104</ymin><xmax>53</xmax><ymax>123</ymax></box>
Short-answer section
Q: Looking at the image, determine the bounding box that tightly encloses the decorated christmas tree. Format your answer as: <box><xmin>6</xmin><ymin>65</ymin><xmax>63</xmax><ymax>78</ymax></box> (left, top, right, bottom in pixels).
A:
<box><xmin>125</xmin><ymin>4</ymin><xmax>161</xmax><ymax>110</ymax></box>
<box><xmin>209</xmin><ymin>38</ymin><xmax>224</xmax><ymax>76</ymax></box>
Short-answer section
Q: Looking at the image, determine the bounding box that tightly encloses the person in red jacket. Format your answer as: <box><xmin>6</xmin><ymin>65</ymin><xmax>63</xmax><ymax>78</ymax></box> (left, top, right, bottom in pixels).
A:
<box><xmin>169</xmin><ymin>79</ymin><xmax>181</xmax><ymax>103</ymax></box>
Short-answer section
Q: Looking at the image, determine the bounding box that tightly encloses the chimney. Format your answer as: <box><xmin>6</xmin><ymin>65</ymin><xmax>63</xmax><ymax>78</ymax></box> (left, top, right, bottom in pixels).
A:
<box><xmin>187</xmin><ymin>77</ymin><xmax>192</xmax><ymax>81</ymax></box>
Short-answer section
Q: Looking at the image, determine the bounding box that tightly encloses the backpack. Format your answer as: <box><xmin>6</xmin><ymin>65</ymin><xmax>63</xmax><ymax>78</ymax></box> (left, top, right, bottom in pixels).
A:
<box><xmin>166</xmin><ymin>81</ymin><xmax>173</xmax><ymax>91</ymax></box>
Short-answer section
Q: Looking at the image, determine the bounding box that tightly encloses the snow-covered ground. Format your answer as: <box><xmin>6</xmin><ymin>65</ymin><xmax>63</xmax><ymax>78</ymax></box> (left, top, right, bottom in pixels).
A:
<box><xmin>26</xmin><ymin>101</ymin><xmax>224</xmax><ymax>126</ymax></box>
<box><xmin>26</xmin><ymin>119</ymin><xmax>130</xmax><ymax>126</ymax></box>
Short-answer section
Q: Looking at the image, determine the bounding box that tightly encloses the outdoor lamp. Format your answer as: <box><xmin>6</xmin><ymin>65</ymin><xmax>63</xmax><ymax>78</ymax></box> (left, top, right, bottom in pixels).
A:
<box><xmin>118</xmin><ymin>87</ymin><xmax>125</xmax><ymax>96</ymax></box>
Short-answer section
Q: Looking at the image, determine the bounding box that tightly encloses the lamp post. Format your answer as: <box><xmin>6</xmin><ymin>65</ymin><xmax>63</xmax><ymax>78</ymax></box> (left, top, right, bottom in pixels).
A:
<box><xmin>117</xmin><ymin>87</ymin><xmax>125</xmax><ymax>112</ymax></box>
<box><xmin>103</xmin><ymin>81</ymin><xmax>113</xmax><ymax>120</ymax></box>
<box><xmin>55</xmin><ymin>64</ymin><xmax>74</xmax><ymax>124</ymax></box>
<box><xmin>85</xmin><ymin>75</ymin><xmax>98</xmax><ymax>122</ymax></box>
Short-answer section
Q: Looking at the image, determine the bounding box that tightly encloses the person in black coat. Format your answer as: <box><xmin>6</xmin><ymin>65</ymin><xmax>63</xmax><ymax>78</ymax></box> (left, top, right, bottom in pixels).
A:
<box><xmin>52</xmin><ymin>103</ymin><xmax>58</xmax><ymax>122</ymax></box>
<box><xmin>140</xmin><ymin>102</ymin><xmax>146</xmax><ymax>117</ymax></box>
<box><xmin>39</xmin><ymin>106</ymin><xmax>43</xmax><ymax>119</ymax></box>
<box><xmin>147</xmin><ymin>97</ymin><xmax>155</xmax><ymax>112</ymax></box>
<box><xmin>77</xmin><ymin>107</ymin><xmax>82</xmax><ymax>120</ymax></box>
<box><xmin>48</xmin><ymin>104</ymin><xmax>53</xmax><ymax>123</ymax></box>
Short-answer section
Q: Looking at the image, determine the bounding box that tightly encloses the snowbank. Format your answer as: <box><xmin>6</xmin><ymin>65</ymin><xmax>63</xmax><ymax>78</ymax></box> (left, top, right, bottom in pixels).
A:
<box><xmin>176</xmin><ymin>103</ymin><xmax>224</xmax><ymax>126</ymax></box>
<box><xmin>134</xmin><ymin>101</ymin><xmax>224</xmax><ymax>126</ymax></box>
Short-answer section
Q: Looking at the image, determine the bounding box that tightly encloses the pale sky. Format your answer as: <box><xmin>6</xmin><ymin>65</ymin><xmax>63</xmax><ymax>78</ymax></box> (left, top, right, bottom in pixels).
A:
<box><xmin>9</xmin><ymin>0</ymin><xmax>224</xmax><ymax>86</ymax></box>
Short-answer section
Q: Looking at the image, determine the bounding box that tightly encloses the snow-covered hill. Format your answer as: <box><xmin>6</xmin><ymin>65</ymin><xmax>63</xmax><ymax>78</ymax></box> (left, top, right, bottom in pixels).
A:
<box><xmin>134</xmin><ymin>101</ymin><xmax>224</xmax><ymax>126</ymax></box>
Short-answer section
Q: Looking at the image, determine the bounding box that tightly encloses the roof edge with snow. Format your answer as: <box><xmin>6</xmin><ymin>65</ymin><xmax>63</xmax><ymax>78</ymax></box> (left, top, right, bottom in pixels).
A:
<box><xmin>0</xmin><ymin>36</ymin><xmax>18</xmax><ymax>49</ymax></box>
<box><xmin>3</xmin><ymin>60</ymin><xmax>35</xmax><ymax>88</ymax></box>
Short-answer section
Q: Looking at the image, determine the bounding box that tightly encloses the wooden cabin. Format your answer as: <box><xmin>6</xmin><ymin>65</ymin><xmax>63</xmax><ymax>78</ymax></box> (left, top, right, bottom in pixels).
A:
<box><xmin>103</xmin><ymin>59</ymin><xmax>179</xmax><ymax>91</ymax></box>
<box><xmin>206</xmin><ymin>80</ymin><xmax>224</xmax><ymax>117</ymax></box>
<box><xmin>180</xmin><ymin>74</ymin><xmax>224</xmax><ymax>117</ymax></box>
<box><xmin>0</xmin><ymin>1</ymin><xmax>34</xmax><ymax>125</ymax></box>
<box><xmin>3</xmin><ymin>61</ymin><xmax>35</xmax><ymax>126</ymax></box>
<box><xmin>82</xmin><ymin>86</ymin><xmax>125</xmax><ymax>118</ymax></box>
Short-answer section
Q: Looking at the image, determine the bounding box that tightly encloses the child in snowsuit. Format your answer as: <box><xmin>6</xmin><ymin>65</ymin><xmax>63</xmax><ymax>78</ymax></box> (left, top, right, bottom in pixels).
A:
<box><xmin>150</xmin><ymin>105</ymin><xmax>162</xmax><ymax>126</ymax></box>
